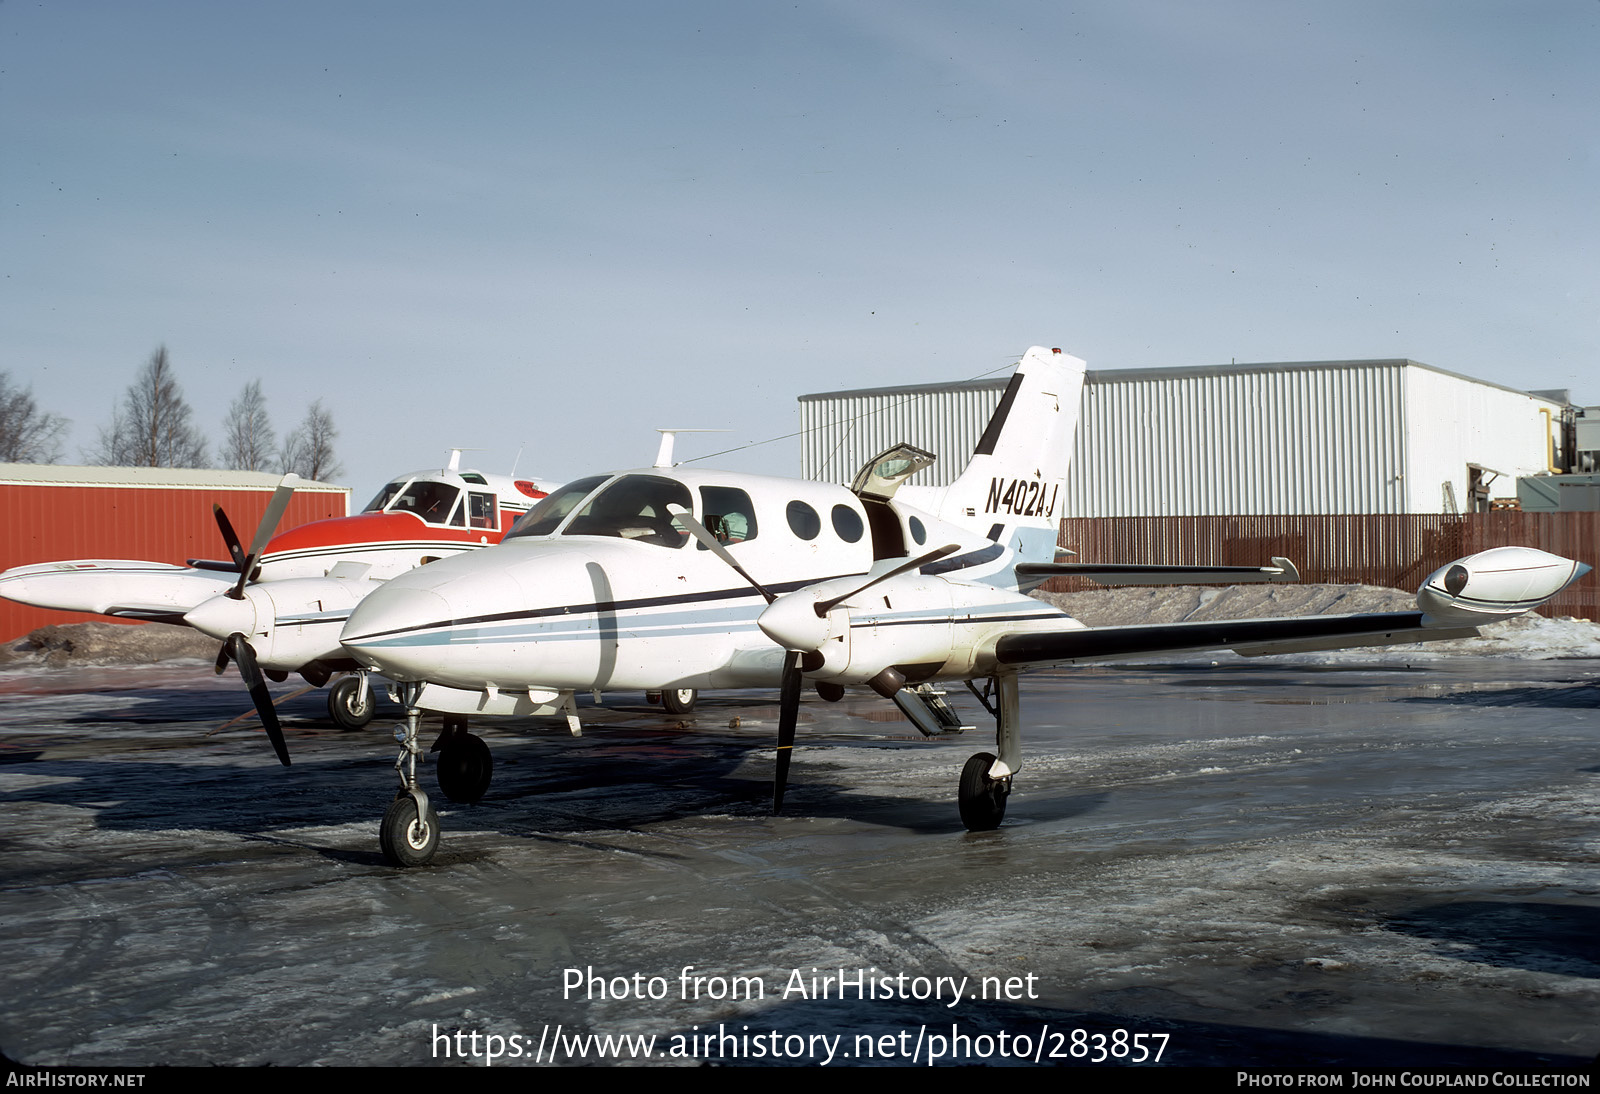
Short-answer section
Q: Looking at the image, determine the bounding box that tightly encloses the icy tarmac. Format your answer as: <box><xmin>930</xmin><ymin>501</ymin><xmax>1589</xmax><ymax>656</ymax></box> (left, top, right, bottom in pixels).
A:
<box><xmin>1</xmin><ymin>657</ymin><xmax>1598</xmax><ymax>1068</ymax></box>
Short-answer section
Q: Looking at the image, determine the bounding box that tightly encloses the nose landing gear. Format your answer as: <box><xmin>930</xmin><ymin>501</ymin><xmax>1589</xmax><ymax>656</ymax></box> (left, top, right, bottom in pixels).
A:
<box><xmin>380</xmin><ymin>682</ymin><xmax>440</xmax><ymax>867</ymax></box>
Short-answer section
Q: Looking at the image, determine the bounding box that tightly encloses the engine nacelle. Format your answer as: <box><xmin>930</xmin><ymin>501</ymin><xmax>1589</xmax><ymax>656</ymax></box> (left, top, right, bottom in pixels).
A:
<box><xmin>186</xmin><ymin>576</ymin><xmax>375</xmax><ymax>670</ymax></box>
<box><xmin>1417</xmin><ymin>546</ymin><xmax>1590</xmax><ymax>627</ymax></box>
<box><xmin>759</xmin><ymin>573</ymin><xmax>968</xmax><ymax>686</ymax></box>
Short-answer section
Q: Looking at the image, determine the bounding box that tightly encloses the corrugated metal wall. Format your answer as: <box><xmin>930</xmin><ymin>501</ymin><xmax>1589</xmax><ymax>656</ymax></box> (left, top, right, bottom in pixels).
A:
<box><xmin>0</xmin><ymin>484</ymin><xmax>349</xmax><ymax>639</ymax></box>
<box><xmin>799</xmin><ymin>379</ymin><xmax>1008</xmax><ymax>487</ymax></box>
<box><xmin>801</xmin><ymin>360</ymin><xmax>1562</xmax><ymax>516</ymax></box>
<box><xmin>1069</xmin><ymin>363</ymin><xmax>1408</xmax><ymax>516</ymax></box>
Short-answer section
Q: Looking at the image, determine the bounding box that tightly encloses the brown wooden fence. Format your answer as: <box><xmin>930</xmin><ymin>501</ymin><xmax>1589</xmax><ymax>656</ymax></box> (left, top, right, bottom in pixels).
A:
<box><xmin>1053</xmin><ymin>512</ymin><xmax>1600</xmax><ymax>619</ymax></box>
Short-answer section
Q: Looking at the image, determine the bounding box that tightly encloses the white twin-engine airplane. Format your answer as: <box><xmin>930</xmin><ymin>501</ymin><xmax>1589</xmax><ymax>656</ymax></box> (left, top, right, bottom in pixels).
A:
<box><xmin>0</xmin><ymin>455</ymin><xmax>562</xmax><ymax>742</ymax></box>
<box><xmin>337</xmin><ymin>346</ymin><xmax>1590</xmax><ymax>868</ymax></box>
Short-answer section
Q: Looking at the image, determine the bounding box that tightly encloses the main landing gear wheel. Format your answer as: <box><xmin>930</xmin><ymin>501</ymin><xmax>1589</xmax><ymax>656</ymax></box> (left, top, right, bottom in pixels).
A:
<box><xmin>379</xmin><ymin>794</ymin><xmax>439</xmax><ymax>867</ymax></box>
<box><xmin>958</xmin><ymin>752</ymin><xmax>1010</xmax><ymax>831</ymax></box>
<box><xmin>327</xmin><ymin>675</ymin><xmax>376</xmax><ymax>730</ymax></box>
<box><xmin>436</xmin><ymin>733</ymin><xmax>493</xmax><ymax>804</ymax></box>
<box><xmin>661</xmin><ymin>688</ymin><xmax>697</xmax><ymax>714</ymax></box>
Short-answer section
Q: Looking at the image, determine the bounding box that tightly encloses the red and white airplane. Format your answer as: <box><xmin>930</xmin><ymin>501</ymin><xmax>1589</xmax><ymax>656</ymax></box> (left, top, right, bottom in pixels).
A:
<box><xmin>0</xmin><ymin>453</ymin><xmax>561</xmax><ymax>735</ymax></box>
<box><xmin>331</xmin><ymin>347</ymin><xmax>1590</xmax><ymax>867</ymax></box>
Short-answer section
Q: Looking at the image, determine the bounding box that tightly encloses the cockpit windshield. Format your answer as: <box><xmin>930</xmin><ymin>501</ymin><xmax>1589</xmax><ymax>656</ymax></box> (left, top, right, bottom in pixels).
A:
<box><xmin>363</xmin><ymin>480</ymin><xmax>408</xmax><ymax>513</ymax></box>
<box><xmin>503</xmin><ymin>476</ymin><xmax>610</xmax><ymax>541</ymax></box>
<box><xmin>386</xmin><ymin>480</ymin><xmax>463</xmax><ymax>525</ymax></box>
<box><xmin>563</xmin><ymin>474</ymin><xmax>693</xmax><ymax>548</ymax></box>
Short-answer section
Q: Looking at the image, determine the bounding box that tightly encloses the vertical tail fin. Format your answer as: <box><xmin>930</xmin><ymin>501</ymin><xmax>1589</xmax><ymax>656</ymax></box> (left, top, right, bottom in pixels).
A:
<box><xmin>935</xmin><ymin>346</ymin><xmax>1086</xmax><ymax>563</ymax></box>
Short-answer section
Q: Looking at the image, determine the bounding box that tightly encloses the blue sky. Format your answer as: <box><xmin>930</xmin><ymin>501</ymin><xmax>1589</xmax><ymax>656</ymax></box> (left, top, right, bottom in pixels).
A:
<box><xmin>3</xmin><ymin>1</ymin><xmax>1596</xmax><ymax>495</ymax></box>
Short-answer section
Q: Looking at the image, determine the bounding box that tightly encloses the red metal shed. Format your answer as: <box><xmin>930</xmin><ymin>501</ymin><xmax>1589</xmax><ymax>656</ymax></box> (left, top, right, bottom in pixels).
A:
<box><xmin>0</xmin><ymin>463</ymin><xmax>351</xmax><ymax>640</ymax></box>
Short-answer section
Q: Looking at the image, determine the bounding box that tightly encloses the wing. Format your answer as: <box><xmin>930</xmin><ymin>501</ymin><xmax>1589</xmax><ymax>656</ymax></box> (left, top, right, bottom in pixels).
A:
<box><xmin>998</xmin><ymin>546</ymin><xmax>1589</xmax><ymax>665</ymax></box>
<box><xmin>995</xmin><ymin>610</ymin><xmax>1480</xmax><ymax>666</ymax></box>
<box><xmin>0</xmin><ymin>560</ymin><xmax>235</xmax><ymax>625</ymax></box>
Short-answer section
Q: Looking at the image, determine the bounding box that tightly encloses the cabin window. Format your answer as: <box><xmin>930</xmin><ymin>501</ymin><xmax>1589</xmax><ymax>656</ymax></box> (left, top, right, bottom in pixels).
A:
<box><xmin>699</xmin><ymin>486</ymin><xmax>757</xmax><ymax>547</ymax></box>
<box><xmin>831</xmin><ymin>504</ymin><xmax>864</xmax><ymax>543</ymax></box>
<box><xmin>786</xmin><ymin>500</ymin><xmax>820</xmax><ymax>541</ymax></box>
<box><xmin>565</xmin><ymin>475</ymin><xmax>693</xmax><ymax>548</ymax></box>
<box><xmin>908</xmin><ymin>516</ymin><xmax>927</xmax><ymax>545</ymax></box>
<box><xmin>505</xmin><ymin>475</ymin><xmax>609</xmax><ymax>540</ymax></box>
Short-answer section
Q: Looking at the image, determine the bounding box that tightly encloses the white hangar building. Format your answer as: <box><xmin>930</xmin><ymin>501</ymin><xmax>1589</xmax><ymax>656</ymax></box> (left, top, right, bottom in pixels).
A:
<box><xmin>799</xmin><ymin>358</ymin><xmax>1565</xmax><ymax>517</ymax></box>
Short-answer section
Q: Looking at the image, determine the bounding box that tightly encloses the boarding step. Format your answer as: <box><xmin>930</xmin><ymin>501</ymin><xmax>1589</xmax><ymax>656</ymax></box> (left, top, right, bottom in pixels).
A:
<box><xmin>892</xmin><ymin>683</ymin><xmax>976</xmax><ymax>737</ymax></box>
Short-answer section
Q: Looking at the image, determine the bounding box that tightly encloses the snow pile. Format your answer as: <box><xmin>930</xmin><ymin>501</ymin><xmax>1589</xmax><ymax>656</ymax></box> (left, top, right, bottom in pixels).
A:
<box><xmin>0</xmin><ymin>621</ymin><xmax>221</xmax><ymax>667</ymax></box>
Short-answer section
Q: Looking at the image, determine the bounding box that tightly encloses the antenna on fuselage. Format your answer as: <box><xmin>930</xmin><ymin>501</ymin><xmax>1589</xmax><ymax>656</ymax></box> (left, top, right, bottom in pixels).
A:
<box><xmin>653</xmin><ymin>429</ymin><xmax>728</xmax><ymax>468</ymax></box>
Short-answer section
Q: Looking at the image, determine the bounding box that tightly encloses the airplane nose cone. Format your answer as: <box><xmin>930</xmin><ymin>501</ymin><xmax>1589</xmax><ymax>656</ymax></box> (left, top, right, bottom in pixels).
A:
<box><xmin>184</xmin><ymin>593</ymin><xmax>257</xmax><ymax>640</ymax></box>
<box><xmin>340</xmin><ymin>586</ymin><xmax>455</xmax><ymax>681</ymax></box>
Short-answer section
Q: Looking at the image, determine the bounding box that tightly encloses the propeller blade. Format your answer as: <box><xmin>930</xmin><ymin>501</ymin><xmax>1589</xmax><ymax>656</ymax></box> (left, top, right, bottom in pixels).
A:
<box><xmin>667</xmin><ymin>505</ymin><xmax>775</xmax><ymax>604</ymax></box>
<box><xmin>815</xmin><ymin>543</ymin><xmax>963</xmax><ymax>615</ymax></box>
<box><xmin>213</xmin><ymin>504</ymin><xmax>247</xmax><ymax>571</ymax></box>
<box><xmin>248</xmin><ymin>474</ymin><xmax>300</xmax><ymax>560</ymax></box>
<box><xmin>773</xmin><ymin>650</ymin><xmax>801</xmax><ymax>814</ymax></box>
<box><xmin>213</xmin><ymin>639</ymin><xmax>232</xmax><ymax>676</ymax></box>
<box><xmin>228</xmin><ymin>632</ymin><xmax>291</xmax><ymax>766</ymax></box>
<box><xmin>228</xmin><ymin>474</ymin><xmax>300</xmax><ymax>600</ymax></box>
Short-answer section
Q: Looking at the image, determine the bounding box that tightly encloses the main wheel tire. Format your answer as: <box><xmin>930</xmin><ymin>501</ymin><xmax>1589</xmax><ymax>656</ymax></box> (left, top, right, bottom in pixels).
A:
<box><xmin>958</xmin><ymin>752</ymin><xmax>1010</xmax><ymax>831</ymax></box>
<box><xmin>379</xmin><ymin>794</ymin><xmax>440</xmax><ymax>867</ymax></box>
<box><xmin>436</xmin><ymin>733</ymin><xmax>493</xmax><ymax>804</ymax></box>
<box><xmin>327</xmin><ymin>675</ymin><xmax>376</xmax><ymax>730</ymax></box>
<box><xmin>661</xmin><ymin>688</ymin><xmax>697</xmax><ymax>714</ymax></box>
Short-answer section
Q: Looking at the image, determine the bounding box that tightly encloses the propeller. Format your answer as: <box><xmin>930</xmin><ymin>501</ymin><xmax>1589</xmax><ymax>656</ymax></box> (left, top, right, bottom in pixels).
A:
<box><xmin>668</xmin><ymin>505</ymin><xmax>960</xmax><ymax>812</ymax></box>
<box><xmin>668</xmin><ymin>505</ymin><xmax>802</xmax><ymax>811</ymax></box>
<box><xmin>755</xmin><ymin>543</ymin><xmax>961</xmax><ymax>656</ymax></box>
<box><xmin>223</xmin><ymin>473</ymin><xmax>300</xmax><ymax>600</ymax></box>
<box><xmin>773</xmin><ymin>650</ymin><xmax>802</xmax><ymax>813</ymax></box>
<box><xmin>668</xmin><ymin>505</ymin><xmax>775</xmax><ymax>604</ymax></box>
<box><xmin>222</xmin><ymin>632</ymin><xmax>291</xmax><ymax>766</ymax></box>
<box><xmin>213</xmin><ymin>505</ymin><xmax>247</xmax><ymax>573</ymax></box>
<box><xmin>814</xmin><ymin>544</ymin><xmax>961</xmax><ymax>615</ymax></box>
<box><xmin>204</xmin><ymin>474</ymin><xmax>300</xmax><ymax>764</ymax></box>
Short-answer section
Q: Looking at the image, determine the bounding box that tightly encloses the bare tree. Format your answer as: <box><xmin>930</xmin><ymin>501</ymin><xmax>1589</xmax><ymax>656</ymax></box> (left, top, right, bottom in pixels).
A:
<box><xmin>91</xmin><ymin>347</ymin><xmax>209</xmax><ymax>467</ymax></box>
<box><xmin>280</xmin><ymin>399</ymin><xmax>342</xmax><ymax>481</ymax></box>
<box><xmin>0</xmin><ymin>371</ymin><xmax>69</xmax><ymax>463</ymax></box>
<box><xmin>220</xmin><ymin>380</ymin><xmax>276</xmax><ymax>471</ymax></box>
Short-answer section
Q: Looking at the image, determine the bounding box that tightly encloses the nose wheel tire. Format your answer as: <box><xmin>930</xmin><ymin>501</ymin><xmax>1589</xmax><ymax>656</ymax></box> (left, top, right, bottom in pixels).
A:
<box><xmin>327</xmin><ymin>675</ymin><xmax>376</xmax><ymax>730</ymax></box>
<box><xmin>661</xmin><ymin>688</ymin><xmax>697</xmax><ymax>714</ymax></box>
<box><xmin>380</xmin><ymin>794</ymin><xmax>439</xmax><ymax>867</ymax></box>
<box><xmin>436</xmin><ymin>733</ymin><xmax>493</xmax><ymax>804</ymax></box>
<box><xmin>958</xmin><ymin>752</ymin><xmax>1010</xmax><ymax>831</ymax></box>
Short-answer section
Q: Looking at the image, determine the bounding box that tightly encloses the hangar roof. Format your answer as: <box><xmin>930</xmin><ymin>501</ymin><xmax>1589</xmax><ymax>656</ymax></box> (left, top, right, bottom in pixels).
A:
<box><xmin>801</xmin><ymin>358</ymin><xmax>1562</xmax><ymax>407</ymax></box>
<box><xmin>0</xmin><ymin>463</ymin><xmax>347</xmax><ymax>491</ymax></box>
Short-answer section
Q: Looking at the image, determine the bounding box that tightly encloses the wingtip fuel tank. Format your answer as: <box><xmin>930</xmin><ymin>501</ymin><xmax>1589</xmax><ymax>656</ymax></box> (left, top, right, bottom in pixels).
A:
<box><xmin>1417</xmin><ymin>546</ymin><xmax>1591</xmax><ymax>627</ymax></box>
